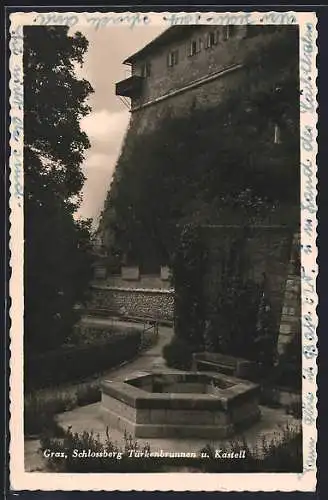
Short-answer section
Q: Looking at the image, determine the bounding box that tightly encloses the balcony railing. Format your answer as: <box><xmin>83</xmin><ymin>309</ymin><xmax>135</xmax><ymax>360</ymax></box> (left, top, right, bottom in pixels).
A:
<box><xmin>115</xmin><ymin>75</ymin><xmax>144</xmax><ymax>98</ymax></box>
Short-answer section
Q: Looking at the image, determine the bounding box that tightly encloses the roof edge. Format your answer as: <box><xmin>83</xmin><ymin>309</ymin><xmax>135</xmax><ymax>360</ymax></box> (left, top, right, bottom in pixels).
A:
<box><xmin>123</xmin><ymin>26</ymin><xmax>197</xmax><ymax>64</ymax></box>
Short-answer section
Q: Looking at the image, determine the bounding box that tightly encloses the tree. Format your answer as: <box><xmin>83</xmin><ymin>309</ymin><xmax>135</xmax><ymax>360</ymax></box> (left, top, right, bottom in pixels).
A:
<box><xmin>23</xmin><ymin>26</ymin><xmax>94</xmax><ymax>352</ymax></box>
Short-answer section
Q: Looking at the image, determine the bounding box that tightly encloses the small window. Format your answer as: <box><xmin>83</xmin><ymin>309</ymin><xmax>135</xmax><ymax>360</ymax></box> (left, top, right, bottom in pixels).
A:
<box><xmin>222</xmin><ymin>25</ymin><xmax>236</xmax><ymax>41</ymax></box>
<box><xmin>188</xmin><ymin>38</ymin><xmax>202</xmax><ymax>56</ymax></box>
<box><xmin>167</xmin><ymin>49</ymin><xmax>179</xmax><ymax>67</ymax></box>
<box><xmin>205</xmin><ymin>30</ymin><xmax>218</xmax><ymax>48</ymax></box>
<box><xmin>141</xmin><ymin>61</ymin><xmax>151</xmax><ymax>77</ymax></box>
<box><xmin>274</xmin><ymin>123</ymin><xmax>282</xmax><ymax>144</ymax></box>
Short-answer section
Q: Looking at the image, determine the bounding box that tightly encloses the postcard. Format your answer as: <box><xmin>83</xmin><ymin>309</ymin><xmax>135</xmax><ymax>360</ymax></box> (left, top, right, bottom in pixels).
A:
<box><xmin>8</xmin><ymin>10</ymin><xmax>317</xmax><ymax>492</ymax></box>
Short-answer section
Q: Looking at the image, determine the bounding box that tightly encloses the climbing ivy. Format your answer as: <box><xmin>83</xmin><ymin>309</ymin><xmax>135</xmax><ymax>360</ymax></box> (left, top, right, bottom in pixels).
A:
<box><xmin>170</xmin><ymin>224</ymin><xmax>207</xmax><ymax>349</ymax></box>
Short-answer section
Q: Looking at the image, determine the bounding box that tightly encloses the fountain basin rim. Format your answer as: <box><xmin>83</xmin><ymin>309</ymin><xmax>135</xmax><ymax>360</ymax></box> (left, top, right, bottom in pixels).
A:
<box><xmin>101</xmin><ymin>371</ymin><xmax>259</xmax><ymax>411</ymax></box>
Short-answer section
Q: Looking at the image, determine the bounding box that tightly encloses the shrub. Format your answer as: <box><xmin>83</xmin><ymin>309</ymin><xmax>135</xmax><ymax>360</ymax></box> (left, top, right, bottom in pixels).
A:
<box><xmin>171</xmin><ymin>224</ymin><xmax>207</xmax><ymax>349</ymax></box>
<box><xmin>40</xmin><ymin>424</ymin><xmax>302</xmax><ymax>473</ymax></box>
<box><xmin>286</xmin><ymin>400</ymin><xmax>302</xmax><ymax>419</ymax></box>
<box><xmin>24</xmin><ymin>392</ymin><xmax>75</xmax><ymax>437</ymax></box>
<box><xmin>68</xmin><ymin>323</ymin><xmax>142</xmax><ymax>347</ymax></box>
<box><xmin>40</xmin><ymin>428</ymin><xmax>161</xmax><ymax>473</ymax></box>
<box><xmin>163</xmin><ymin>336</ymin><xmax>194</xmax><ymax>370</ymax></box>
<box><xmin>25</xmin><ymin>330</ymin><xmax>141</xmax><ymax>390</ymax></box>
<box><xmin>260</xmin><ymin>425</ymin><xmax>302</xmax><ymax>472</ymax></box>
<box><xmin>199</xmin><ymin>425</ymin><xmax>302</xmax><ymax>472</ymax></box>
<box><xmin>75</xmin><ymin>383</ymin><xmax>101</xmax><ymax>406</ymax></box>
<box><xmin>25</xmin><ymin>382</ymin><xmax>103</xmax><ymax>437</ymax></box>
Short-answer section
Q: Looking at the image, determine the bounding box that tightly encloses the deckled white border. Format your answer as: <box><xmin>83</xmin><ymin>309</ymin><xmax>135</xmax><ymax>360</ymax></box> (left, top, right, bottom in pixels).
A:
<box><xmin>9</xmin><ymin>11</ymin><xmax>318</xmax><ymax>492</ymax></box>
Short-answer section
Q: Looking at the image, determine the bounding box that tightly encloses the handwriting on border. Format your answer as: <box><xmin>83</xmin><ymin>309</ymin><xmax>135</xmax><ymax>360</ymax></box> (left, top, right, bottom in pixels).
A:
<box><xmin>299</xmin><ymin>17</ymin><xmax>317</xmax><ymax>480</ymax></box>
<box><xmin>10</xmin><ymin>22</ymin><xmax>24</xmax><ymax>206</ymax></box>
<box><xmin>30</xmin><ymin>11</ymin><xmax>300</xmax><ymax>30</ymax></box>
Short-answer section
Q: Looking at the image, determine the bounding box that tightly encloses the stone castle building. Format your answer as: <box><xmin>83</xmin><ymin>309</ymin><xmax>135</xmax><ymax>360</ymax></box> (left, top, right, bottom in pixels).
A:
<box><xmin>115</xmin><ymin>24</ymin><xmax>284</xmax><ymax>133</ymax></box>
<box><xmin>92</xmin><ymin>25</ymin><xmax>300</xmax><ymax>363</ymax></box>
<box><xmin>98</xmin><ymin>24</ymin><xmax>298</xmax><ymax>255</ymax></box>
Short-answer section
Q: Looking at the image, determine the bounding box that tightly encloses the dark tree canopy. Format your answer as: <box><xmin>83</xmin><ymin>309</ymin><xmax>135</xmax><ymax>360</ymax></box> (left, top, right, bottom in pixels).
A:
<box><xmin>24</xmin><ymin>26</ymin><xmax>94</xmax><ymax>352</ymax></box>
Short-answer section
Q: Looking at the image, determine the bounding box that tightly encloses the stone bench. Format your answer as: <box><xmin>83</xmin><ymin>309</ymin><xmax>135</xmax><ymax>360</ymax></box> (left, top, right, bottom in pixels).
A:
<box><xmin>192</xmin><ymin>352</ymin><xmax>258</xmax><ymax>380</ymax></box>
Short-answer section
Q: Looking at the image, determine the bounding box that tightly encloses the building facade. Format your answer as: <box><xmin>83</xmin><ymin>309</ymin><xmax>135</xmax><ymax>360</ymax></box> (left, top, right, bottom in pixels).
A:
<box><xmin>116</xmin><ymin>25</ymin><xmax>283</xmax><ymax>133</ymax></box>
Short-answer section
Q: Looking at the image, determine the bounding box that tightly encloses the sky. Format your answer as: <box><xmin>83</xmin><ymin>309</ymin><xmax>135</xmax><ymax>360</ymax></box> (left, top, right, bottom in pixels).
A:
<box><xmin>70</xmin><ymin>25</ymin><xmax>164</xmax><ymax>225</ymax></box>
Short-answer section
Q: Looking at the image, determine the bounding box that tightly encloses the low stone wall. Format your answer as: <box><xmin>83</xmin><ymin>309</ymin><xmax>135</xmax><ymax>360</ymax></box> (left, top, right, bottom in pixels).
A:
<box><xmin>88</xmin><ymin>285</ymin><xmax>174</xmax><ymax>321</ymax></box>
<box><xmin>93</xmin><ymin>274</ymin><xmax>171</xmax><ymax>290</ymax></box>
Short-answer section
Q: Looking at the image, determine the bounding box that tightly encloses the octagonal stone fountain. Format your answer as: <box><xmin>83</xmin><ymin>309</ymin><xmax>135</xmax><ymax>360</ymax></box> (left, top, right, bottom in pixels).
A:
<box><xmin>100</xmin><ymin>372</ymin><xmax>261</xmax><ymax>439</ymax></box>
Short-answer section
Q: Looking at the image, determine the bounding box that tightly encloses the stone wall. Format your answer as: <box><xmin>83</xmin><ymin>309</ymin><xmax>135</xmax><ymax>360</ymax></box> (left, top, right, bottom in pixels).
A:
<box><xmin>129</xmin><ymin>69</ymin><xmax>243</xmax><ymax>135</ymax></box>
<box><xmin>93</xmin><ymin>274</ymin><xmax>171</xmax><ymax>291</ymax></box>
<box><xmin>201</xmin><ymin>225</ymin><xmax>296</xmax><ymax>333</ymax></box>
<box><xmin>276</xmin><ymin>233</ymin><xmax>301</xmax><ymax>356</ymax></box>
<box><xmin>88</xmin><ymin>285</ymin><xmax>174</xmax><ymax>322</ymax></box>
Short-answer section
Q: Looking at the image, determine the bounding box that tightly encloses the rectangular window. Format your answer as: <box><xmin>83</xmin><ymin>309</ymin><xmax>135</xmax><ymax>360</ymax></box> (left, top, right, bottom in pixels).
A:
<box><xmin>222</xmin><ymin>25</ymin><xmax>236</xmax><ymax>41</ymax></box>
<box><xmin>188</xmin><ymin>38</ymin><xmax>202</xmax><ymax>56</ymax></box>
<box><xmin>167</xmin><ymin>49</ymin><xmax>179</xmax><ymax>67</ymax></box>
<box><xmin>141</xmin><ymin>61</ymin><xmax>151</xmax><ymax>77</ymax></box>
<box><xmin>205</xmin><ymin>30</ymin><xmax>218</xmax><ymax>48</ymax></box>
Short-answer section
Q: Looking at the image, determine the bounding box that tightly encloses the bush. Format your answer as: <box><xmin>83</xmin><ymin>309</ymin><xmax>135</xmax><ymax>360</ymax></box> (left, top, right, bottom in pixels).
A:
<box><xmin>25</xmin><ymin>383</ymin><xmax>102</xmax><ymax>437</ymax></box>
<box><xmin>24</xmin><ymin>392</ymin><xmax>75</xmax><ymax>437</ymax></box>
<box><xmin>75</xmin><ymin>383</ymin><xmax>101</xmax><ymax>407</ymax></box>
<box><xmin>40</xmin><ymin>424</ymin><xmax>302</xmax><ymax>473</ymax></box>
<box><xmin>67</xmin><ymin>323</ymin><xmax>142</xmax><ymax>347</ymax></box>
<box><xmin>40</xmin><ymin>428</ymin><xmax>161</xmax><ymax>473</ymax></box>
<box><xmin>171</xmin><ymin>224</ymin><xmax>207</xmax><ymax>349</ymax></box>
<box><xmin>199</xmin><ymin>425</ymin><xmax>302</xmax><ymax>472</ymax></box>
<box><xmin>286</xmin><ymin>400</ymin><xmax>302</xmax><ymax>419</ymax></box>
<box><xmin>163</xmin><ymin>336</ymin><xmax>194</xmax><ymax>370</ymax></box>
<box><xmin>25</xmin><ymin>330</ymin><xmax>141</xmax><ymax>390</ymax></box>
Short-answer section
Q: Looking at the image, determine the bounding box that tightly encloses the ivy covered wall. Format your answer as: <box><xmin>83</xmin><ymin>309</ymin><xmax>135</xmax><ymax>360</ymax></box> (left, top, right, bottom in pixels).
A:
<box><xmin>99</xmin><ymin>26</ymin><xmax>299</xmax><ymax>270</ymax></box>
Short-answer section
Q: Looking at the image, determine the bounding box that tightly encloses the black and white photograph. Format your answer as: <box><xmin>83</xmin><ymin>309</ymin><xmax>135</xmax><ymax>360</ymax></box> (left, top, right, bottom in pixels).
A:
<box><xmin>8</xmin><ymin>10</ymin><xmax>317</xmax><ymax>492</ymax></box>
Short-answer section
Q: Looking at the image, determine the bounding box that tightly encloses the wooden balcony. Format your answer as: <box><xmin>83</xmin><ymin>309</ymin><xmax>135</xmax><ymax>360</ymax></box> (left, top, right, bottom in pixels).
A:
<box><xmin>115</xmin><ymin>75</ymin><xmax>144</xmax><ymax>98</ymax></box>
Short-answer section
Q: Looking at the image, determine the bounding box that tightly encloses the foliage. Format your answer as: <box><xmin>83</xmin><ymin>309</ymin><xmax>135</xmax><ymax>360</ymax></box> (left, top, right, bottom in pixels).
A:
<box><xmin>75</xmin><ymin>383</ymin><xmax>101</xmax><ymax>407</ymax></box>
<box><xmin>162</xmin><ymin>336</ymin><xmax>194</xmax><ymax>370</ymax></box>
<box><xmin>201</xmin><ymin>232</ymin><xmax>276</xmax><ymax>365</ymax></box>
<box><xmin>40</xmin><ymin>424</ymin><xmax>302</xmax><ymax>473</ymax></box>
<box><xmin>264</xmin><ymin>329</ymin><xmax>302</xmax><ymax>391</ymax></box>
<box><xmin>24</xmin><ymin>26</ymin><xmax>94</xmax><ymax>353</ymax></box>
<box><xmin>24</xmin><ymin>391</ymin><xmax>75</xmax><ymax>437</ymax></box>
<box><xmin>252</xmin><ymin>276</ymin><xmax>277</xmax><ymax>367</ymax></box>
<box><xmin>286</xmin><ymin>400</ymin><xmax>302</xmax><ymax>420</ymax></box>
<box><xmin>209</xmin><ymin>276</ymin><xmax>261</xmax><ymax>358</ymax></box>
<box><xmin>171</xmin><ymin>224</ymin><xmax>207</xmax><ymax>348</ymax></box>
<box><xmin>100</xmin><ymin>27</ymin><xmax>299</xmax><ymax>264</ymax></box>
<box><xmin>25</xmin><ymin>330</ymin><xmax>141</xmax><ymax>390</ymax></box>
<box><xmin>25</xmin><ymin>383</ymin><xmax>101</xmax><ymax>437</ymax></box>
<box><xmin>40</xmin><ymin>428</ymin><xmax>160</xmax><ymax>472</ymax></box>
<box><xmin>200</xmin><ymin>424</ymin><xmax>302</xmax><ymax>472</ymax></box>
<box><xmin>24</xmin><ymin>26</ymin><xmax>93</xmax><ymax>202</ymax></box>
